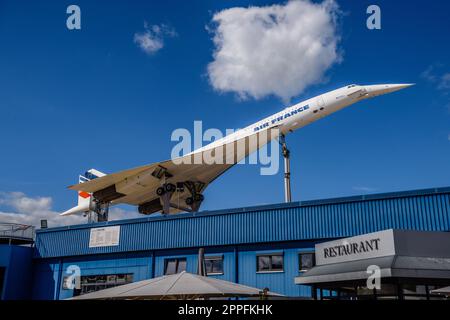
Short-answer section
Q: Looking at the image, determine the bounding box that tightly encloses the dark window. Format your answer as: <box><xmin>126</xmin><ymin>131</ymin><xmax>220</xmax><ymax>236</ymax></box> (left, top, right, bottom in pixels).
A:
<box><xmin>205</xmin><ymin>256</ymin><xmax>224</xmax><ymax>275</ymax></box>
<box><xmin>257</xmin><ymin>254</ymin><xmax>284</xmax><ymax>272</ymax></box>
<box><xmin>71</xmin><ymin>273</ymin><xmax>133</xmax><ymax>296</ymax></box>
<box><xmin>299</xmin><ymin>253</ymin><xmax>315</xmax><ymax>272</ymax></box>
<box><xmin>164</xmin><ymin>258</ymin><xmax>187</xmax><ymax>275</ymax></box>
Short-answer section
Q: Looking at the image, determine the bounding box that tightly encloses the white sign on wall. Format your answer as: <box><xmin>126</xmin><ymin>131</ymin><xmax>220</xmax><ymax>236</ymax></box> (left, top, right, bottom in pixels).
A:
<box><xmin>315</xmin><ymin>229</ymin><xmax>396</xmax><ymax>265</ymax></box>
<box><xmin>89</xmin><ymin>226</ymin><xmax>121</xmax><ymax>248</ymax></box>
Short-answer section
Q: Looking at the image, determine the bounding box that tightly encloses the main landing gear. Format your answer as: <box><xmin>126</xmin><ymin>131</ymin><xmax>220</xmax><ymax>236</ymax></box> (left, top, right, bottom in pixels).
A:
<box><xmin>85</xmin><ymin>201</ymin><xmax>109</xmax><ymax>223</ymax></box>
<box><xmin>156</xmin><ymin>183</ymin><xmax>177</xmax><ymax>214</ymax></box>
<box><xmin>157</xmin><ymin>181</ymin><xmax>205</xmax><ymax>214</ymax></box>
<box><xmin>183</xmin><ymin>181</ymin><xmax>204</xmax><ymax>212</ymax></box>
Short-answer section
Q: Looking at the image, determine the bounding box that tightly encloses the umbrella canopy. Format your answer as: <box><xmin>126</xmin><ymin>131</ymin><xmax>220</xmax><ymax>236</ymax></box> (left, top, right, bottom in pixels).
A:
<box><xmin>431</xmin><ymin>286</ymin><xmax>450</xmax><ymax>295</ymax></box>
<box><xmin>70</xmin><ymin>271</ymin><xmax>283</xmax><ymax>300</ymax></box>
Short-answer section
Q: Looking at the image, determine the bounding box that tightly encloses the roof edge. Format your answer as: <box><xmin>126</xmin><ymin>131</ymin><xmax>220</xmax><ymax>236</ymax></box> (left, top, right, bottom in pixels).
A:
<box><xmin>38</xmin><ymin>186</ymin><xmax>450</xmax><ymax>234</ymax></box>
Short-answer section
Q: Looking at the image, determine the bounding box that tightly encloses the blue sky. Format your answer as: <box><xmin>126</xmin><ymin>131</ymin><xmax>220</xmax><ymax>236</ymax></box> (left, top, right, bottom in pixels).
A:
<box><xmin>0</xmin><ymin>0</ymin><xmax>449</xmax><ymax>224</ymax></box>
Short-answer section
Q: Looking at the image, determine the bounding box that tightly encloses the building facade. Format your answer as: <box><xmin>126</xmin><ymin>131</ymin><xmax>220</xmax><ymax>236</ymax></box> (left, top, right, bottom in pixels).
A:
<box><xmin>1</xmin><ymin>186</ymin><xmax>450</xmax><ymax>299</ymax></box>
<box><xmin>296</xmin><ymin>229</ymin><xmax>450</xmax><ymax>299</ymax></box>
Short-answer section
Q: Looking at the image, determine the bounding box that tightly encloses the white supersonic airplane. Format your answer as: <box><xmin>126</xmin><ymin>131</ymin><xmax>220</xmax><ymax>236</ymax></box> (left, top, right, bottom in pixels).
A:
<box><xmin>61</xmin><ymin>83</ymin><xmax>413</xmax><ymax>218</ymax></box>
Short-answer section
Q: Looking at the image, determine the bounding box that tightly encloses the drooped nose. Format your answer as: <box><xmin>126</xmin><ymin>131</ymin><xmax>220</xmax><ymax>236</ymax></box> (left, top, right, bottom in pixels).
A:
<box><xmin>364</xmin><ymin>83</ymin><xmax>414</xmax><ymax>97</ymax></box>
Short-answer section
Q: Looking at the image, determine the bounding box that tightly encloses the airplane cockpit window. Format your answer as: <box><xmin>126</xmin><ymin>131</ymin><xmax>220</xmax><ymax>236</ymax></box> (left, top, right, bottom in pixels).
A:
<box><xmin>347</xmin><ymin>84</ymin><xmax>357</xmax><ymax>88</ymax></box>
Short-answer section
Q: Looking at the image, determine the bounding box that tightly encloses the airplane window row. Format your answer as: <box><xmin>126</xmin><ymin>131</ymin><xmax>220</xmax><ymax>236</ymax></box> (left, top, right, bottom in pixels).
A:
<box><xmin>314</xmin><ymin>107</ymin><xmax>325</xmax><ymax>114</ymax></box>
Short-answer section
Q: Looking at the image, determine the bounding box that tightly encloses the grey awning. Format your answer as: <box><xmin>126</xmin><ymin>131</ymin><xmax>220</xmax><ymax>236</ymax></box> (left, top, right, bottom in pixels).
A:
<box><xmin>295</xmin><ymin>255</ymin><xmax>450</xmax><ymax>285</ymax></box>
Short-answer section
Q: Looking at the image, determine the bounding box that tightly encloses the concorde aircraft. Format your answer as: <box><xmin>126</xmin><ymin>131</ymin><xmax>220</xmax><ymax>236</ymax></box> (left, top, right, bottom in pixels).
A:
<box><xmin>61</xmin><ymin>83</ymin><xmax>413</xmax><ymax>218</ymax></box>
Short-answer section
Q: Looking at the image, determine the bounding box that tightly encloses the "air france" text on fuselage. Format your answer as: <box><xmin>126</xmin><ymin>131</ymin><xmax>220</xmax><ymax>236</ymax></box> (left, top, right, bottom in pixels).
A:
<box><xmin>253</xmin><ymin>105</ymin><xmax>309</xmax><ymax>132</ymax></box>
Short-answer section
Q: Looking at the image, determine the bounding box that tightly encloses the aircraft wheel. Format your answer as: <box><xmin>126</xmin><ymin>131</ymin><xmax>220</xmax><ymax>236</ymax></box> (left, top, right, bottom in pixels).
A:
<box><xmin>165</xmin><ymin>183</ymin><xmax>176</xmax><ymax>193</ymax></box>
<box><xmin>194</xmin><ymin>194</ymin><xmax>204</xmax><ymax>202</ymax></box>
<box><xmin>186</xmin><ymin>197</ymin><xmax>194</xmax><ymax>205</ymax></box>
<box><xmin>156</xmin><ymin>187</ymin><xmax>165</xmax><ymax>196</ymax></box>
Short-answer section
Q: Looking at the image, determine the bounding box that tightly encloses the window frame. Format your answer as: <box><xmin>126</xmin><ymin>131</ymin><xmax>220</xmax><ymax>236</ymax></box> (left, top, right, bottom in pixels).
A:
<box><xmin>164</xmin><ymin>257</ymin><xmax>187</xmax><ymax>275</ymax></box>
<box><xmin>204</xmin><ymin>255</ymin><xmax>224</xmax><ymax>276</ymax></box>
<box><xmin>298</xmin><ymin>252</ymin><xmax>316</xmax><ymax>272</ymax></box>
<box><xmin>256</xmin><ymin>253</ymin><xmax>284</xmax><ymax>273</ymax></box>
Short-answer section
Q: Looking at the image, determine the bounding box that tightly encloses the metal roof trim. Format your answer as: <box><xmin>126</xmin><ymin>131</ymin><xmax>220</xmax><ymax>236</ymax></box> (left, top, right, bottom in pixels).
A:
<box><xmin>37</xmin><ymin>186</ymin><xmax>450</xmax><ymax>234</ymax></box>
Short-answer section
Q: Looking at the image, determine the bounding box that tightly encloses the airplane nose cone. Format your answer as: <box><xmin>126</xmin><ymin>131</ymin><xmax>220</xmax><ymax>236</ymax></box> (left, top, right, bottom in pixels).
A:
<box><xmin>364</xmin><ymin>83</ymin><xmax>414</xmax><ymax>97</ymax></box>
<box><xmin>386</xmin><ymin>83</ymin><xmax>415</xmax><ymax>92</ymax></box>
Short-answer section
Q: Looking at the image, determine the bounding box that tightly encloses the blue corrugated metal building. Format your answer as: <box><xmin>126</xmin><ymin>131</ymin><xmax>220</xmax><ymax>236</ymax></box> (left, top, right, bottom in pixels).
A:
<box><xmin>0</xmin><ymin>245</ymin><xmax>33</xmax><ymax>300</ymax></box>
<box><xmin>2</xmin><ymin>186</ymin><xmax>450</xmax><ymax>299</ymax></box>
<box><xmin>0</xmin><ymin>224</ymin><xmax>35</xmax><ymax>300</ymax></box>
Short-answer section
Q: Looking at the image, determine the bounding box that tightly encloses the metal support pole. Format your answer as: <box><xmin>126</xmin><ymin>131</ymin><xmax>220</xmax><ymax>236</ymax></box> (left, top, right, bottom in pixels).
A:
<box><xmin>197</xmin><ymin>247</ymin><xmax>206</xmax><ymax>276</ymax></box>
<box><xmin>280</xmin><ymin>134</ymin><xmax>292</xmax><ymax>203</ymax></box>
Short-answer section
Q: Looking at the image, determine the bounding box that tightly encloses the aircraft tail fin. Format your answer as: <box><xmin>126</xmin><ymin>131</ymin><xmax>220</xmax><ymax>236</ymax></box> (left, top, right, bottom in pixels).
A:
<box><xmin>60</xmin><ymin>169</ymin><xmax>106</xmax><ymax>216</ymax></box>
<box><xmin>77</xmin><ymin>169</ymin><xmax>105</xmax><ymax>206</ymax></box>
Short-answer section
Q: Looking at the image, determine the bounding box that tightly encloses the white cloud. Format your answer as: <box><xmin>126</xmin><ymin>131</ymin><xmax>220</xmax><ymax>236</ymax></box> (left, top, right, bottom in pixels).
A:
<box><xmin>0</xmin><ymin>192</ymin><xmax>84</xmax><ymax>227</ymax></box>
<box><xmin>421</xmin><ymin>65</ymin><xmax>450</xmax><ymax>92</ymax></box>
<box><xmin>207</xmin><ymin>0</ymin><xmax>342</xmax><ymax>102</ymax></box>
<box><xmin>0</xmin><ymin>191</ymin><xmax>141</xmax><ymax>228</ymax></box>
<box><xmin>421</xmin><ymin>65</ymin><xmax>436</xmax><ymax>82</ymax></box>
<box><xmin>438</xmin><ymin>73</ymin><xmax>450</xmax><ymax>90</ymax></box>
<box><xmin>134</xmin><ymin>22</ymin><xmax>177</xmax><ymax>55</ymax></box>
<box><xmin>1</xmin><ymin>192</ymin><xmax>52</xmax><ymax>213</ymax></box>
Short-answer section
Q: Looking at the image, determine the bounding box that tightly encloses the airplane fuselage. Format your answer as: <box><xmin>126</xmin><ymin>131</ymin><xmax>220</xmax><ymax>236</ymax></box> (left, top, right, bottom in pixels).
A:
<box><xmin>196</xmin><ymin>83</ymin><xmax>411</xmax><ymax>153</ymax></box>
<box><xmin>62</xmin><ymin>83</ymin><xmax>412</xmax><ymax>217</ymax></box>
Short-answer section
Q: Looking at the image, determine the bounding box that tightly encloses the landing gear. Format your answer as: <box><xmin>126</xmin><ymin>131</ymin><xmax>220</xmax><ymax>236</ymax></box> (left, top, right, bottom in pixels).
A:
<box><xmin>194</xmin><ymin>194</ymin><xmax>204</xmax><ymax>202</ymax></box>
<box><xmin>184</xmin><ymin>181</ymin><xmax>205</xmax><ymax>212</ymax></box>
<box><xmin>156</xmin><ymin>183</ymin><xmax>176</xmax><ymax>196</ymax></box>
<box><xmin>186</xmin><ymin>194</ymin><xmax>204</xmax><ymax>207</ymax></box>
<box><xmin>156</xmin><ymin>187</ymin><xmax>165</xmax><ymax>196</ymax></box>
<box><xmin>157</xmin><ymin>181</ymin><xmax>205</xmax><ymax>214</ymax></box>
<box><xmin>165</xmin><ymin>183</ymin><xmax>176</xmax><ymax>193</ymax></box>
<box><xmin>186</xmin><ymin>197</ymin><xmax>194</xmax><ymax>206</ymax></box>
<box><xmin>88</xmin><ymin>201</ymin><xmax>109</xmax><ymax>223</ymax></box>
<box><xmin>158</xmin><ymin>183</ymin><xmax>176</xmax><ymax>214</ymax></box>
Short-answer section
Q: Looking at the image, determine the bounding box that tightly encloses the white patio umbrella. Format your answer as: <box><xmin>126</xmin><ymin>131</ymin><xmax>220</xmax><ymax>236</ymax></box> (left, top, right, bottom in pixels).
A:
<box><xmin>69</xmin><ymin>271</ymin><xmax>283</xmax><ymax>300</ymax></box>
<box><xmin>431</xmin><ymin>286</ymin><xmax>450</xmax><ymax>295</ymax></box>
